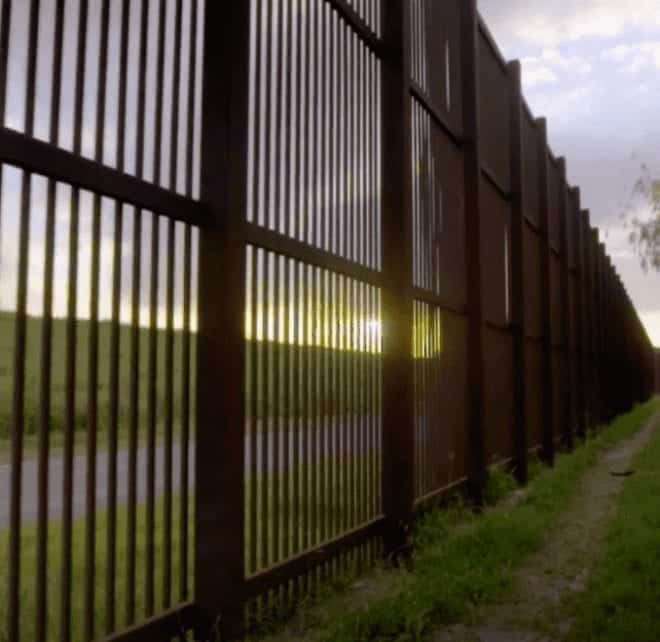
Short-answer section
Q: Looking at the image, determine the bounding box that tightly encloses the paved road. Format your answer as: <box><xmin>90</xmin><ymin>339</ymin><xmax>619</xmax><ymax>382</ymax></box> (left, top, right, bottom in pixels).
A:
<box><xmin>0</xmin><ymin>415</ymin><xmax>381</xmax><ymax>528</ymax></box>
<box><xmin>0</xmin><ymin>441</ymin><xmax>193</xmax><ymax>528</ymax></box>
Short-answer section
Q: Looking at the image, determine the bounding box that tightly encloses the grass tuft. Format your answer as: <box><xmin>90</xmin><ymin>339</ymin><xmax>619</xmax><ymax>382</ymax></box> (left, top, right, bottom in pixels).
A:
<box><xmin>320</xmin><ymin>398</ymin><xmax>660</xmax><ymax>642</ymax></box>
<box><xmin>569</xmin><ymin>398</ymin><xmax>660</xmax><ymax>642</ymax></box>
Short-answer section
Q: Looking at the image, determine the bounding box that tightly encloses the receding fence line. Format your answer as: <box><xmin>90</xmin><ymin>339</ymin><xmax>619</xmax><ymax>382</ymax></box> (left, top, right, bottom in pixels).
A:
<box><xmin>0</xmin><ymin>1</ymin><xmax>655</xmax><ymax>641</ymax></box>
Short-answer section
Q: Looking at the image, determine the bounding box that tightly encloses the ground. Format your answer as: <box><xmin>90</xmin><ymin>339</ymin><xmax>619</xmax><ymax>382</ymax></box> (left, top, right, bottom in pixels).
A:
<box><xmin>254</xmin><ymin>401</ymin><xmax>660</xmax><ymax>642</ymax></box>
<box><xmin>432</xmin><ymin>414</ymin><xmax>659</xmax><ymax>642</ymax></box>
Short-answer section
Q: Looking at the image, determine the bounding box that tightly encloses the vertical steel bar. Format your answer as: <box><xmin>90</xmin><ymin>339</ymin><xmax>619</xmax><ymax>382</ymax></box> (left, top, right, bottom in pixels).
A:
<box><xmin>248</xmin><ymin>245</ymin><xmax>258</xmax><ymax>574</ymax></box>
<box><xmin>341</xmin><ymin>274</ymin><xmax>349</xmax><ymax>533</ymax></box>
<box><xmin>507</xmin><ymin>60</ymin><xmax>527</xmax><ymax>483</ymax></box>
<box><xmin>380</xmin><ymin>0</ymin><xmax>415</xmax><ymax>552</ymax></box>
<box><xmin>331</xmin><ymin>271</ymin><xmax>339</xmax><ymax>537</ymax></box>
<box><xmin>310</xmin><ymin>0</ymin><xmax>318</xmax><ymax>248</ymax></box>
<box><xmin>248</xmin><ymin>0</ymin><xmax>262</xmax><ymax>573</ymax></box>
<box><xmin>320</xmin><ymin>1</ymin><xmax>328</xmax><ymax>255</ymax></box>
<box><xmin>125</xmin><ymin>203</ymin><xmax>142</xmax><ymax>626</ymax></box>
<box><xmin>359</xmin><ymin>32</ymin><xmax>367</xmax><ymax>269</ymax></box>
<box><xmin>180</xmin><ymin>0</ymin><xmax>196</xmax><ymax>596</ymax></box>
<box><xmin>272</xmin><ymin>253</ymin><xmax>281</xmax><ymax>564</ymax></box>
<box><xmin>125</xmin><ymin>2</ymin><xmax>148</xmax><ymax>625</ymax></box>
<box><xmin>584</xmin><ymin>212</ymin><xmax>595</xmax><ymax>420</ymax></box>
<box><xmin>0</xmin><ymin>0</ymin><xmax>12</xmax><ymax>127</ymax></box>
<box><xmin>330</xmin><ymin>11</ymin><xmax>338</xmax><ymax>257</ymax></box>
<box><xmin>261</xmin><ymin>251</ymin><xmax>271</xmax><ymax>568</ymax></box>
<box><xmin>162</xmin><ymin>214</ymin><xmax>176</xmax><ymax>607</ymax></box>
<box><xmin>351</xmin><ymin>278</ymin><xmax>366</xmax><ymax>525</ymax></box>
<box><xmin>196</xmin><ymin>1</ymin><xmax>249</xmax><ymax>635</ymax></box>
<box><xmin>60</xmin><ymin>2</ymin><xmax>88</xmax><ymax>639</ymax></box>
<box><xmin>572</xmin><ymin>192</ymin><xmax>586</xmax><ymax>440</ymax></box>
<box><xmin>319</xmin><ymin>5</ymin><xmax>328</xmax><ymax>543</ymax></box>
<box><xmin>145</xmin><ymin>210</ymin><xmax>160</xmax><ymax>616</ymax></box>
<box><xmin>348</xmin><ymin>31</ymin><xmax>356</xmax><ymax>262</ymax></box>
<box><xmin>457</xmin><ymin>0</ymin><xmax>486</xmax><ymax>502</ymax></box>
<box><xmin>300</xmin><ymin>262</ymin><xmax>309</xmax><ymax>551</ymax></box>
<box><xmin>263</xmin><ymin>0</ymin><xmax>273</xmax><ymax>231</ymax></box>
<box><xmin>309</xmin><ymin>263</ymin><xmax>318</xmax><ymax>547</ymax></box>
<box><xmin>283</xmin><ymin>0</ymin><xmax>292</xmax><ymax>240</ymax></box>
<box><xmin>8</xmin><ymin>1</ymin><xmax>39</xmax><ymax>638</ymax></box>
<box><xmin>274</xmin><ymin>0</ymin><xmax>283</xmax><ymax>236</ymax></box>
<box><xmin>292</xmin><ymin>259</ymin><xmax>301</xmax><ymax>553</ymax></box>
<box><xmin>145</xmin><ymin>0</ymin><xmax>167</xmax><ymax>617</ymax></box>
<box><xmin>366</xmin><ymin>282</ymin><xmax>374</xmax><ymax>516</ymax></box>
<box><xmin>350</xmin><ymin>278</ymin><xmax>358</xmax><ymax>527</ymax></box>
<box><xmin>359</xmin><ymin>281</ymin><xmax>366</xmax><ymax>523</ymax></box>
<box><xmin>105</xmin><ymin>0</ymin><xmax>130</xmax><ymax>630</ymax></box>
<box><xmin>341</xmin><ymin>22</ymin><xmax>348</xmax><ymax>259</ymax></box>
<box><xmin>123</xmin><ymin>0</ymin><xmax>141</xmax><ymax>627</ymax></box>
<box><xmin>294</xmin><ymin>0</ymin><xmax>302</xmax><ymax>243</ymax></box>
<box><xmin>557</xmin><ymin>158</ymin><xmax>572</xmax><ymax>451</ymax></box>
<box><xmin>370</xmin><ymin>285</ymin><xmax>378</xmax><ymax>516</ymax></box>
<box><xmin>320</xmin><ymin>266</ymin><xmax>328</xmax><ymax>542</ymax></box>
<box><xmin>162</xmin><ymin>0</ymin><xmax>183</xmax><ymax>610</ymax></box>
<box><xmin>83</xmin><ymin>2</ymin><xmax>110</xmax><ymax>637</ymax></box>
<box><xmin>535</xmin><ymin>118</ymin><xmax>554</xmax><ymax>465</ymax></box>
<box><xmin>251</xmin><ymin>0</ymin><xmax>262</xmax><ymax>226</ymax></box>
<box><xmin>283</xmin><ymin>255</ymin><xmax>291</xmax><ymax>559</ymax></box>
<box><xmin>34</xmin><ymin>2</ymin><xmax>64</xmax><ymax>640</ymax></box>
<box><xmin>590</xmin><ymin>228</ymin><xmax>601</xmax><ymax>424</ymax></box>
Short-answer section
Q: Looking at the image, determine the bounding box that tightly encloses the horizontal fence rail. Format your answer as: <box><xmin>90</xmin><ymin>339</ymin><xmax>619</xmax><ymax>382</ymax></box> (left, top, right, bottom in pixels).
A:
<box><xmin>0</xmin><ymin>0</ymin><xmax>655</xmax><ymax>641</ymax></box>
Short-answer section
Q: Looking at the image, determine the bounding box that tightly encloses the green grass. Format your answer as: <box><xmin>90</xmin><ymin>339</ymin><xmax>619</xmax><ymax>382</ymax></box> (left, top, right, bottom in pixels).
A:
<box><xmin>0</xmin><ymin>447</ymin><xmax>379</xmax><ymax>642</ymax></box>
<box><xmin>0</xmin><ymin>311</ymin><xmax>380</xmax><ymax>454</ymax></box>
<box><xmin>0</xmin><ymin>494</ymin><xmax>193</xmax><ymax>642</ymax></box>
<box><xmin>0</xmin><ymin>311</ymin><xmax>195</xmax><ymax>444</ymax></box>
<box><xmin>316</xmin><ymin>398</ymin><xmax>660</xmax><ymax>642</ymax></box>
<box><xmin>569</xmin><ymin>399</ymin><xmax>660</xmax><ymax>642</ymax></box>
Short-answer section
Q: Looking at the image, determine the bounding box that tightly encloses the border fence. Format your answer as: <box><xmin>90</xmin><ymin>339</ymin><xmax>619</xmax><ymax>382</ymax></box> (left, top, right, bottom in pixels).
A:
<box><xmin>0</xmin><ymin>1</ymin><xmax>656</xmax><ymax>640</ymax></box>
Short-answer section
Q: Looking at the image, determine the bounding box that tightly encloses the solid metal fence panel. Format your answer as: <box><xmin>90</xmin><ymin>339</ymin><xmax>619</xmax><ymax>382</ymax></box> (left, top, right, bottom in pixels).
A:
<box><xmin>508</xmin><ymin>60</ymin><xmax>528</xmax><ymax>480</ymax></box>
<box><xmin>521</xmin><ymin>108</ymin><xmax>544</xmax><ymax>449</ymax></box>
<box><xmin>478</xmin><ymin>23</ymin><xmax>510</xmax><ymax>193</ymax></box>
<box><xmin>557</xmin><ymin>157</ymin><xmax>573</xmax><ymax>448</ymax></box>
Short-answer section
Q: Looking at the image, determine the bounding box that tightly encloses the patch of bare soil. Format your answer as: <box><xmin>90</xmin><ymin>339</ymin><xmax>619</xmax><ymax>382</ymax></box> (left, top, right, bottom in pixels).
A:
<box><xmin>431</xmin><ymin>415</ymin><xmax>660</xmax><ymax>642</ymax></box>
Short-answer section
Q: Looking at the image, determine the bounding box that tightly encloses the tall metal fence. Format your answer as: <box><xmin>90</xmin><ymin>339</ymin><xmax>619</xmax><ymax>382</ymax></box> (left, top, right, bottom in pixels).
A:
<box><xmin>0</xmin><ymin>1</ymin><xmax>655</xmax><ymax>641</ymax></box>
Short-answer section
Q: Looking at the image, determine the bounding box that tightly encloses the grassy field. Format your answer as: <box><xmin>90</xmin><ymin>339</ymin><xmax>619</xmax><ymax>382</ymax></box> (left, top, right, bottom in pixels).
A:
<box><xmin>285</xmin><ymin>398</ymin><xmax>660</xmax><ymax>642</ymax></box>
<box><xmin>0</xmin><ymin>446</ymin><xmax>381</xmax><ymax>642</ymax></box>
<box><xmin>0</xmin><ymin>311</ymin><xmax>193</xmax><ymax>443</ymax></box>
<box><xmin>569</xmin><ymin>406</ymin><xmax>660</xmax><ymax>641</ymax></box>
<box><xmin>0</xmin><ymin>494</ymin><xmax>193</xmax><ymax>642</ymax></box>
<box><xmin>0</xmin><ymin>311</ymin><xmax>381</xmax><ymax>452</ymax></box>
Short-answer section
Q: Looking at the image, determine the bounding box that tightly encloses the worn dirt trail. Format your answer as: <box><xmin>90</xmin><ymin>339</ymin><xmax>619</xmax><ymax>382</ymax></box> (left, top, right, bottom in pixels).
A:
<box><xmin>432</xmin><ymin>413</ymin><xmax>660</xmax><ymax>642</ymax></box>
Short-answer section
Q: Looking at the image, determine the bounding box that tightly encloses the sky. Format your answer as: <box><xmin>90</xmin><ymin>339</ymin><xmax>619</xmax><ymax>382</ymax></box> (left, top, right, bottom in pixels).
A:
<box><xmin>478</xmin><ymin>0</ymin><xmax>660</xmax><ymax>347</ymax></box>
<box><xmin>1</xmin><ymin>0</ymin><xmax>658</xmax><ymax>346</ymax></box>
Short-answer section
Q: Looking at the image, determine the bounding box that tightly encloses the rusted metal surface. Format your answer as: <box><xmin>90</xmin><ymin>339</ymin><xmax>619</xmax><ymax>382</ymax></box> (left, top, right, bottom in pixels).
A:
<box><xmin>0</xmin><ymin>2</ymin><xmax>654</xmax><ymax>641</ymax></box>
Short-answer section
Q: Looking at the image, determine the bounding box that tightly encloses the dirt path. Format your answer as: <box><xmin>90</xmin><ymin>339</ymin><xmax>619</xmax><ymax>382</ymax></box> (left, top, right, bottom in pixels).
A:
<box><xmin>432</xmin><ymin>413</ymin><xmax>660</xmax><ymax>642</ymax></box>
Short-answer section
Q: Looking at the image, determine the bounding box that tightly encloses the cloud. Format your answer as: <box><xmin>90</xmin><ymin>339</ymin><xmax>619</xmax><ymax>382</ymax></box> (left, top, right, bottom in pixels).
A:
<box><xmin>527</xmin><ymin>83</ymin><xmax>596</xmax><ymax>127</ymax></box>
<box><xmin>522</xmin><ymin>65</ymin><xmax>558</xmax><ymax>88</ymax></box>
<box><xmin>602</xmin><ymin>41</ymin><xmax>660</xmax><ymax>73</ymax></box>
<box><xmin>520</xmin><ymin>48</ymin><xmax>592</xmax><ymax>89</ymax></box>
<box><xmin>640</xmin><ymin>310</ymin><xmax>660</xmax><ymax>347</ymax></box>
<box><xmin>479</xmin><ymin>0</ymin><xmax>660</xmax><ymax>49</ymax></box>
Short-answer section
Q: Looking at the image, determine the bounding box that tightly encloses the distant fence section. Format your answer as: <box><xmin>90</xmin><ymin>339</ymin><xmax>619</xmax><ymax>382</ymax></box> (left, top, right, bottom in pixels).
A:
<box><xmin>0</xmin><ymin>1</ymin><xmax>655</xmax><ymax>641</ymax></box>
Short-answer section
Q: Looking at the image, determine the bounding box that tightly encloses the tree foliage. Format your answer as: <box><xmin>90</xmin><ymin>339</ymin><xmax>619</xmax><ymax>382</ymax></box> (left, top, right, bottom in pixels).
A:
<box><xmin>624</xmin><ymin>164</ymin><xmax>660</xmax><ymax>272</ymax></box>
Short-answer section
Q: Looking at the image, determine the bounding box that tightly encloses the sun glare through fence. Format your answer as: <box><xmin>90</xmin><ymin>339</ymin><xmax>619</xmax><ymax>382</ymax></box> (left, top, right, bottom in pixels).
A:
<box><xmin>245</xmin><ymin>245</ymin><xmax>383</xmax><ymax>576</ymax></box>
<box><xmin>0</xmin><ymin>0</ymin><xmax>654</xmax><ymax>639</ymax></box>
